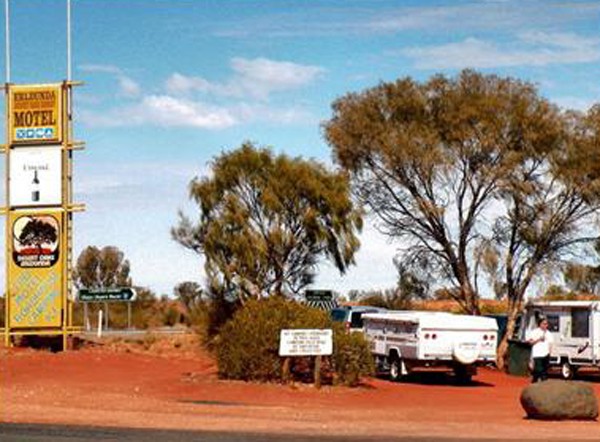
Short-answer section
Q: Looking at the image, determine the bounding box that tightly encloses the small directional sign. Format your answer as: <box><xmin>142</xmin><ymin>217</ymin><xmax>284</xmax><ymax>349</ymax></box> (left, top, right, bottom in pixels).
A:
<box><xmin>77</xmin><ymin>287</ymin><xmax>137</xmax><ymax>303</ymax></box>
<box><xmin>304</xmin><ymin>289</ymin><xmax>337</xmax><ymax>311</ymax></box>
<box><xmin>304</xmin><ymin>290</ymin><xmax>333</xmax><ymax>302</ymax></box>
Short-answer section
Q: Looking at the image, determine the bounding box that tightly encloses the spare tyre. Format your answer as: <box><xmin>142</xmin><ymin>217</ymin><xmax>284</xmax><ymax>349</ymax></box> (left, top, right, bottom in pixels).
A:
<box><xmin>453</xmin><ymin>342</ymin><xmax>481</xmax><ymax>365</ymax></box>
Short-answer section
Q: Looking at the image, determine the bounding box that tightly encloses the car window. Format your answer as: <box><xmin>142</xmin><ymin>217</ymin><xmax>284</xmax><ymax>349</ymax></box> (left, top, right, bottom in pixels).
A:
<box><xmin>330</xmin><ymin>309</ymin><xmax>348</xmax><ymax>322</ymax></box>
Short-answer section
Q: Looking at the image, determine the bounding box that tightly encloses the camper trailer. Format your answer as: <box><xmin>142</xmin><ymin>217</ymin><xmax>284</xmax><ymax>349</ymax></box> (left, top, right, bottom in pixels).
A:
<box><xmin>518</xmin><ymin>300</ymin><xmax>600</xmax><ymax>380</ymax></box>
<box><xmin>362</xmin><ymin>311</ymin><xmax>498</xmax><ymax>383</ymax></box>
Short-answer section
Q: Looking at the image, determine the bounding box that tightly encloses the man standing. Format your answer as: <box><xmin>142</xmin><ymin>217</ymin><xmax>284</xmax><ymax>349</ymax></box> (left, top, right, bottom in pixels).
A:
<box><xmin>527</xmin><ymin>316</ymin><xmax>554</xmax><ymax>383</ymax></box>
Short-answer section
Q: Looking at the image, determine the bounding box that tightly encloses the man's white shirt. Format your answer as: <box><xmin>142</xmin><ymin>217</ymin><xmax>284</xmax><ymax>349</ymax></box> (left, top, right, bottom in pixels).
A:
<box><xmin>528</xmin><ymin>327</ymin><xmax>554</xmax><ymax>358</ymax></box>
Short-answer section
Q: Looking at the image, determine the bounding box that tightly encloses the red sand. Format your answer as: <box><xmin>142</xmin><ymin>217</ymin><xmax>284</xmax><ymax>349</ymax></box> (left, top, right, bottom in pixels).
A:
<box><xmin>1</xmin><ymin>339</ymin><xmax>599</xmax><ymax>440</ymax></box>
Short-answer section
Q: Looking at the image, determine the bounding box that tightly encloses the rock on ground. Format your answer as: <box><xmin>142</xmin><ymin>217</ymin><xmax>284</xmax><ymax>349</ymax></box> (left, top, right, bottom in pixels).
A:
<box><xmin>520</xmin><ymin>380</ymin><xmax>598</xmax><ymax>420</ymax></box>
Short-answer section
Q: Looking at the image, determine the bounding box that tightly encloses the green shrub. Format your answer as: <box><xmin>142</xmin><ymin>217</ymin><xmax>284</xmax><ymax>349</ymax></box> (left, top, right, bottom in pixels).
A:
<box><xmin>216</xmin><ymin>296</ymin><xmax>374</xmax><ymax>386</ymax></box>
<box><xmin>332</xmin><ymin>323</ymin><xmax>375</xmax><ymax>386</ymax></box>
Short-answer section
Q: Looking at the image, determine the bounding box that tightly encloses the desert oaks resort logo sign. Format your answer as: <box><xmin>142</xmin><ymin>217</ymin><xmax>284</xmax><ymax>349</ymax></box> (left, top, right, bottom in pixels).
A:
<box><xmin>12</xmin><ymin>215</ymin><xmax>60</xmax><ymax>268</ymax></box>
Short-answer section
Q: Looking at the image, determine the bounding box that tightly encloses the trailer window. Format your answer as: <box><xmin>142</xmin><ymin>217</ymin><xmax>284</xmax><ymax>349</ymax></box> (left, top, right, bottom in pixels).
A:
<box><xmin>572</xmin><ymin>309</ymin><xmax>590</xmax><ymax>338</ymax></box>
<box><xmin>545</xmin><ymin>315</ymin><xmax>559</xmax><ymax>333</ymax></box>
<box><xmin>532</xmin><ymin>310</ymin><xmax>559</xmax><ymax>333</ymax></box>
<box><xmin>350</xmin><ymin>312</ymin><xmax>366</xmax><ymax>329</ymax></box>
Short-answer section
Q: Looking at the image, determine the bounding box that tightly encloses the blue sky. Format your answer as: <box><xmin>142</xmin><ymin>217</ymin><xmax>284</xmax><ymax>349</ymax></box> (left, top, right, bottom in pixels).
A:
<box><xmin>1</xmin><ymin>0</ymin><xmax>600</xmax><ymax>297</ymax></box>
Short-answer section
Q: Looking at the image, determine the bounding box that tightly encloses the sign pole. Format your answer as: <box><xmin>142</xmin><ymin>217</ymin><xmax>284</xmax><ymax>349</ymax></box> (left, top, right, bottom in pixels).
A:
<box><xmin>97</xmin><ymin>309</ymin><xmax>102</xmax><ymax>338</ymax></box>
<box><xmin>3</xmin><ymin>0</ymin><xmax>9</xmax><ymax>348</ymax></box>
<box><xmin>66</xmin><ymin>0</ymin><xmax>71</xmax><ymax>82</ymax></box>
<box><xmin>314</xmin><ymin>355</ymin><xmax>322</xmax><ymax>389</ymax></box>
<box><xmin>4</xmin><ymin>0</ymin><xmax>9</xmax><ymax>84</ymax></box>
<box><xmin>127</xmin><ymin>302</ymin><xmax>132</xmax><ymax>329</ymax></box>
<box><xmin>104</xmin><ymin>301</ymin><xmax>108</xmax><ymax>330</ymax></box>
<box><xmin>62</xmin><ymin>82</ymin><xmax>68</xmax><ymax>350</ymax></box>
<box><xmin>3</xmin><ymin>93</ymin><xmax>7</xmax><ymax>348</ymax></box>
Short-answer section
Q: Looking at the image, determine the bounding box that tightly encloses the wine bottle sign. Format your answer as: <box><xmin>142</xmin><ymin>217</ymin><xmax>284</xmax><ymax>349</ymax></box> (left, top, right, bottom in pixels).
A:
<box><xmin>31</xmin><ymin>170</ymin><xmax>41</xmax><ymax>202</ymax></box>
<box><xmin>9</xmin><ymin>147</ymin><xmax>62</xmax><ymax>207</ymax></box>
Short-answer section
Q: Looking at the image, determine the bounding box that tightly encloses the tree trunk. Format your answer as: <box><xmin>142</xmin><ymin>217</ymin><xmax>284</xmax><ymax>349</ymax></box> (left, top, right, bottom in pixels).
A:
<box><xmin>460</xmin><ymin>283</ymin><xmax>481</xmax><ymax>315</ymax></box>
<box><xmin>496</xmin><ymin>295</ymin><xmax>523</xmax><ymax>370</ymax></box>
<box><xmin>455</xmin><ymin>258</ymin><xmax>481</xmax><ymax>315</ymax></box>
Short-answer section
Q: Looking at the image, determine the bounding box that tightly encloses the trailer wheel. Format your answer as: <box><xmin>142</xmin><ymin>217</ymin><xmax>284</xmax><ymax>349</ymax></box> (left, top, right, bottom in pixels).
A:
<box><xmin>560</xmin><ymin>360</ymin><xmax>575</xmax><ymax>380</ymax></box>
<box><xmin>388</xmin><ymin>356</ymin><xmax>404</xmax><ymax>382</ymax></box>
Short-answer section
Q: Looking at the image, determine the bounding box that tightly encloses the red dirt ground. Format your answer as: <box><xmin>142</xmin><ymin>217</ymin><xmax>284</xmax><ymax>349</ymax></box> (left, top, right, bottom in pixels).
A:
<box><xmin>1</xmin><ymin>335</ymin><xmax>599</xmax><ymax>440</ymax></box>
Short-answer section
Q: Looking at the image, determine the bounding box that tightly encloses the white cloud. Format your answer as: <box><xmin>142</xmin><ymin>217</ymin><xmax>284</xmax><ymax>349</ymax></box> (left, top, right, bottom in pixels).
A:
<box><xmin>79</xmin><ymin>95</ymin><xmax>316</xmax><ymax>128</ymax></box>
<box><xmin>79</xmin><ymin>95</ymin><xmax>236</xmax><ymax>129</ymax></box>
<box><xmin>366</xmin><ymin>3</ymin><xmax>600</xmax><ymax>35</ymax></box>
<box><xmin>166</xmin><ymin>57</ymin><xmax>325</xmax><ymax>100</ymax></box>
<box><xmin>118</xmin><ymin>76</ymin><xmax>142</xmax><ymax>98</ymax></box>
<box><xmin>211</xmin><ymin>2</ymin><xmax>600</xmax><ymax>39</ymax></box>
<box><xmin>520</xmin><ymin>31</ymin><xmax>599</xmax><ymax>49</ymax></box>
<box><xmin>79</xmin><ymin>64</ymin><xmax>123</xmax><ymax>74</ymax></box>
<box><xmin>230</xmin><ymin>57</ymin><xmax>325</xmax><ymax>98</ymax></box>
<box><xmin>79</xmin><ymin>63</ymin><xmax>141</xmax><ymax>98</ymax></box>
<box><xmin>366</xmin><ymin>6</ymin><xmax>457</xmax><ymax>33</ymax></box>
<box><xmin>80</xmin><ymin>58</ymin><xmax>322</xmax><ymax>129</ymax></box>
<box><xmin>402</xmin><ymin>32</ymin><xmax>600</xmax><ymax>69</ymax></box>
<box><xmin>165</xmin><ymin>73</ymin><xmax>214</xmax><ymax>95</ymax></box>
<box><xmin>136</xmin><ymin>95</ymin><xmax>236</xmax><ymax>128</ymax></box>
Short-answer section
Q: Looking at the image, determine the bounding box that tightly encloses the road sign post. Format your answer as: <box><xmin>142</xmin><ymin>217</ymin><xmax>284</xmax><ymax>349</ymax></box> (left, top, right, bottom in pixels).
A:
<box><xmin>77</xmin><ymin>288</ymin><xmax>137</xmax><ymax>331</ymax></box>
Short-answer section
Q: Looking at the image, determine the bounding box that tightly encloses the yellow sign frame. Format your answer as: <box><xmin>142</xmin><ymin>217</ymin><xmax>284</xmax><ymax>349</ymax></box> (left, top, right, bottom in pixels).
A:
<box><xmin>4</xmin><ymin>80</ymin><xmax>84</xmax><ymax>349</ymax></box>
<box><xmin>8</xmin><ymin>83</ymin><xmax>64</xmax><ymax>146</ymax></box>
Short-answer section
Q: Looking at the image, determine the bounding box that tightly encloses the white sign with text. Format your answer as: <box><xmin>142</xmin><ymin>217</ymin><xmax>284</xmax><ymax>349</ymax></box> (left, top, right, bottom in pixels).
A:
<box><xmin>279</xmin><ymin>329</ymin><xmax>333</xmax><ymax>356</ymax></box>
<box><xmin>9</xmin><ymin>147</ymin><xmax>62</xmax><ymax>207</ymax></box>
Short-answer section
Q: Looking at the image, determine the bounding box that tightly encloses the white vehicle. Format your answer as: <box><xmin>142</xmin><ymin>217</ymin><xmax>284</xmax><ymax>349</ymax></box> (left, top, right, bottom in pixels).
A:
<box><xmin>517</xmin><ymin>300</ymin><xmax>600</xmax><ymax>380</ymax></box>
<box><xmin>363</xmin><ymin>311</ymin><xmax>498</xmax><ymax>383</ymax></box>
<box><xmin>330</xmin><ymin>306</ymin><xmax>387</xmax><ymax>332</ymax></box>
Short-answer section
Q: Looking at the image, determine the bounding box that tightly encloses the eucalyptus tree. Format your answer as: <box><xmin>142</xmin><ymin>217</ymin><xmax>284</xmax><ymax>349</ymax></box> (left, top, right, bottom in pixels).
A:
<box><xmin>74</xmin><ymin>245</ymin><xmax>132</xmax><ymax>289</ymax></box>
<box><xmin>325</xmin><ymin>70</ymin><xmax>561</xmax><ymax>315</ymax></box>
<box><xmin>325</xmin><ymin>70</ymin><xmax>600</xmax><ymax>366</ymax></box>
<box><xmin>558</xmin><ymin>232</ymin><xmax>600</xmax><ymax>296</ymax></box>
<box><xmin>174</xmin><ymin>281</ymin><xmax>204</xmax><ymax>325</ymax></box>
<box><xmin>563</xmin><ymin>261</ymin><xmax>600</xmax><ymax>295</ymax></box>
<box><xmin>172</xmin><ymin>142</ymin><xmax>362</xmax><ymax>303</ymax></box>
<box><xmin>485</xmin><ymin>106</ymin><xmax>600</xmax><ymax>364</ymax></box>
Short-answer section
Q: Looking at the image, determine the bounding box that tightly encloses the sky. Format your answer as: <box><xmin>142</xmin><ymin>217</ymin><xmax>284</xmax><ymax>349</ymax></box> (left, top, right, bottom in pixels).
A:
<box><xmin>1</xmin><ymin>0</ymin><xmax>600</xmax><ymax>297</ymax></box>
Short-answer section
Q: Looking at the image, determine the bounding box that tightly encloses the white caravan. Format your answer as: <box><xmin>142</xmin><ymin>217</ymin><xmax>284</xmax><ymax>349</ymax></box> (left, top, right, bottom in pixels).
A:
<box><xmin>517</xmin><ymin>300</ymin><xmax>600</xmax><ymax>380</ymax></box>
<box><xmin>362</xmin><ymin>311</ymin><xmax>498</xmax><ymax>382</ymax></box>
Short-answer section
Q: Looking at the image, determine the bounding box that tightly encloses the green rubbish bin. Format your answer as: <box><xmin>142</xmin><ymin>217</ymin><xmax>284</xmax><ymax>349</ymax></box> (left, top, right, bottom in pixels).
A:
<box><xmin>507</xmin><ymin>339</ymin><xmax>532</xmax><ymax>377</ymax></box>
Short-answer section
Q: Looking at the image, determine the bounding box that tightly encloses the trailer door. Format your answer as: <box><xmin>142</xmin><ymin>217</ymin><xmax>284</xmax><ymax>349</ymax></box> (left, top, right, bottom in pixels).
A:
<box><xmin>570</xmin><ymin>308</ymin><xmax>593</xmax><ymax>363</ymax></box>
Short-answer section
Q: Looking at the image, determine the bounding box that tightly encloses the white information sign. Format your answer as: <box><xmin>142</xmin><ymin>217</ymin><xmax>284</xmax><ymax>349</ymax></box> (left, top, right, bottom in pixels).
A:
<box><xmin>279</xmin><ymin>329</ymin><xmax>333</xmax><ymax>356</ymax></box>
<box><xmin>9</xmin><ymin>147</ymin><xmax>62</xmax><ymax>207</ymax></box>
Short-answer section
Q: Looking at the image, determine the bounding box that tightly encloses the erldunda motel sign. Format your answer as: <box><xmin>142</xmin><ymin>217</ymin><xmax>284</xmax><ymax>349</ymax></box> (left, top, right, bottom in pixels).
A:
<box><xmin>3</xmin><ymin>82</ymin><xmax>85</xmax><ymax>348</ymax></box>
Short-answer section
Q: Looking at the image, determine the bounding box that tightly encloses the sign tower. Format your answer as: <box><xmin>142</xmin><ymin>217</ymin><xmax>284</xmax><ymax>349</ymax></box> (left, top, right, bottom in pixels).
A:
<box><xmin>3</xmin><ymin>0</ymin><xmax>84</xmax><ymax>349</ymax></box>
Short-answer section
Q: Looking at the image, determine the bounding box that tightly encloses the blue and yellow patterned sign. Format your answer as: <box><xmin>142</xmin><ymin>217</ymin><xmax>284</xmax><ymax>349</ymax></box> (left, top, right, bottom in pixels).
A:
<box><xmin>8</xmin><ymin>210</ymin><xmax>63</xmax><ymax>328</ymax></box>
